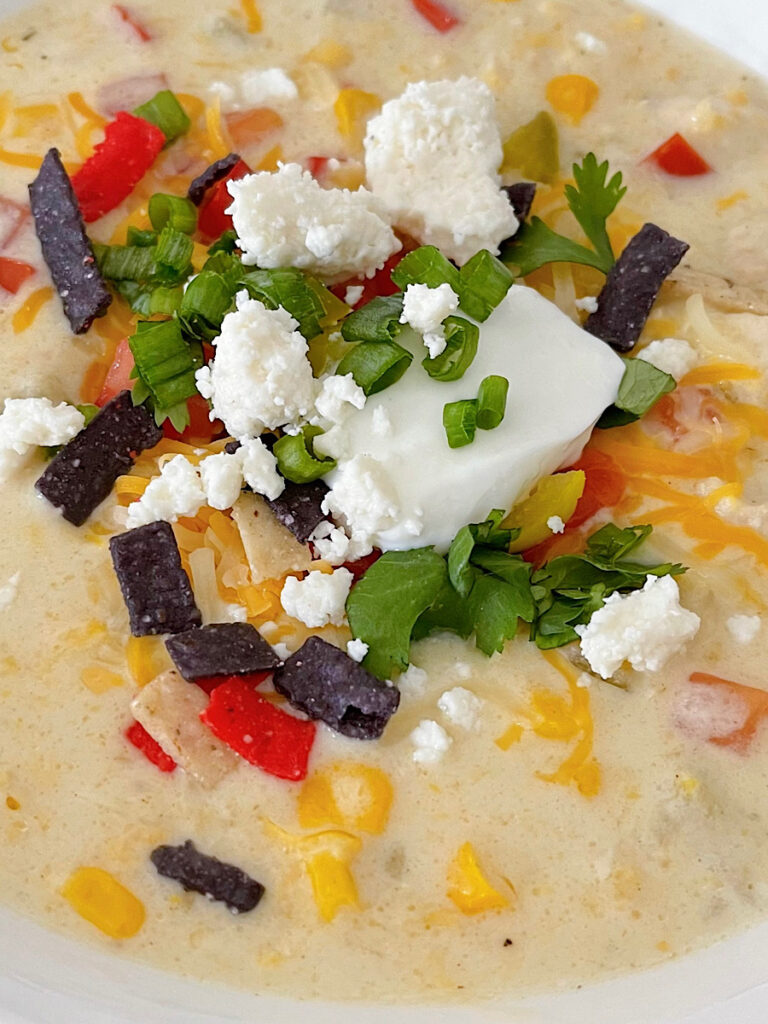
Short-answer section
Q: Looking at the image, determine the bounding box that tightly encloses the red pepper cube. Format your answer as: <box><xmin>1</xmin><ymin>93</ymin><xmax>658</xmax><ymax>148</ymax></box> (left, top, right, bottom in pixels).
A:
<box><xmin>197</xmin><ymin>159</ymin><xmax>251</xmax><ymax>240</ymax></box>
<box><xmin>411</xmin><ymin>0</ymin><xmax>461</xmax><ymax>32</ymax></box>
<box><xmin>125</xmin><ymin>721</ymin><xmax>177</xmax><ymax>773</ymax></box>
<box><xmin>193</xmin><ymin>670</ymin><xmax>271</xmax><ymax>697</ymax></box>
<box><xmin>71</xmin><ymin>112</ymin><xmax>165</xmax><ymax>223</ymax></box>
<box><xmin>645</xmin><ymin>133</ymin><xmax>712</xmax><ymax>177</ymax></box>
<box><xmin>200</xmin><ymin>679</ymin><xmax>316</xmax><ymax>781</ymax></box>
<box><xmin>0</xmin><ymin>256</ymin><xmax>35</xmax><ymax>295</ymax></box>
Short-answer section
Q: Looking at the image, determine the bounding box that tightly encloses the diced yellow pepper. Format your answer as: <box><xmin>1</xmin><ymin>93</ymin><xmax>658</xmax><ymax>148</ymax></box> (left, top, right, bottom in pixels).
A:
<box><xmin>126</xmin><ymin>635</ymin><xmax>172</xmax><ymax>688</ymax></box>
<box><xmin>297</xmin><ymin>762</ymin><xmax>394</xmax><ymax>835</ymax></box>
<box><xmin>80</xmin><ymin>667</ymin><xmax>125</xmax><ymax>694</ymax></box>
<box><xmin>504</xmin><ymin>470</ymin><xmax>585</xmax><ymax>552</ymax></box>
<box><xmin>501</xmin><ymin>110</ymin><xmax>559</xmax><ymax>183</ymax></box>
<box><xmin>61</xmin><ymin>867</ymin><xmax>145</xmax><ymax>939</ymax></box>
<box><xmin>546</xmin><ymin>74</ymin><xmax>600</xmax><ymax>125</ymax></box>
<box><xmin>303</xmin><ymin>39</ymin><xmax>352</xmax><ymax>68</ymax></box>
<box><xmin>446</xmin><ymin>843</ymin><xmax>510</xmax><ymax>915</ymax></box>
<box><xmin>306</xmin><ymin>850</ymin><xmax>359</xmax><ymax>922</ymax></box>
<box><xmin>334</xmin><ymin>89</ymin><xmax>380</xmax><ymax>148</ymax></box>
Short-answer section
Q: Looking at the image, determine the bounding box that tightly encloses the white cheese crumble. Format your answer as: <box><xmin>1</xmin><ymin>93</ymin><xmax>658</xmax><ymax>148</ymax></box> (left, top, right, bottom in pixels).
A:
<box><xmin>312</xmin><ymin>373</ymin><xmax>366</xmax><ymax>428</ymax></box>
<box><xmin>227</xmin><ymin>162</ymin><xmax>400</xmax><ymax>282</ymax></box>
<box><xmin>410</xmin><ymin>719</ymin><xmax>452</xmax><ymax>764</ymax></box>
<box><xmin>239</xmin><ymin>437</ymin><xmax>284</xmax><ymax>500</ymax></box>
<box><xmin>344</xmin><ymin>285</ymin><xmax>364</xmax><ymax>307</ymax></box>
<box><xmin>346</xmin><ymin>638</ymin><xmax>369</xmax><ymax>662</ymax></box>
<box><xmin>574</xmin><ymin>31</ymin><xmax>606</xmax><ymax>53</ymax></box>
<box><xmin>575</xmin><ymin>575</ymin><xmax>700</xmax><ymax>679</ymax></box>
<box><xmin>575</xmin><ymin>295</ymin><xmax>599</xmax><ymax>314</ymax></box>
<box><xmin>364</xmin><ymin>77</ymin><xmax>518</xmax><ymax>265</ymax></box>
<box><xmin>0</xmin><ymin>572</ymin><xmax>20</xmax><ymax>612</ymax></box>
<box><xmin>437</xmin><ymin>686</ymin><xmax>483</xmax><ymax>729</ymax></box>
<box><xmin>0</xmin><ymin>398</ymin><xmax>84</xmax><ymax>480</ymax></box>
<box><xmin>195</xmin><ymin>292</ymin><xmax>317</xmax><ymax>438</ymax></box>
<box><xmin>726</xmin><ymin>613</ymin><xmax>761</xmax><ymax>644</ymax></box>
<box><xmin>126</xmin><ymin>455</ymin><xmax>206</xmax><ymax>528</ymax></box>
<box><xmin>399</xmin><ymin>282</ymin><xmax>460</xmax><ymax>359</ymax></box>
<box><xmin>198</xmin><ymin>451</ymin><xmax>244</xmax><ymax>511</ymax></box>
<box><xmin>399</xmin><ymin>663</ymin><xmax>428</xmax><ymax>696</ymax></box>
<box><xmin>547</xmin><ymin>515</ymin><xmax>566</xmax><ymax>534</ymax></box>
<box><xmin>371</xmin><ymin>405</ymin><xmax>391</xmax><ymax>437</ymax></box>
<box><xmin>208</xmin><ymin>68</ymin><xmax>297</xmax><ymax>111</ymax></box>
<box><xmin>637</xmin><ymin>338</ymin><xmax>699</xmax><ymax>380</ymax></box>
<box><xmin>280</xmin><ymin>567</ymin><xmax>353</xmax><ymax>627</ymax></box>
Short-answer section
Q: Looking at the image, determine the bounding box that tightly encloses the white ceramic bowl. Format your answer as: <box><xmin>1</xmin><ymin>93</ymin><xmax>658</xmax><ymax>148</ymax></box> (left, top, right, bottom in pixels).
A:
<box><xmin>3</xmin><ymin>1</ymin><xmax>768</xmax><ymax>1021</ymax></box>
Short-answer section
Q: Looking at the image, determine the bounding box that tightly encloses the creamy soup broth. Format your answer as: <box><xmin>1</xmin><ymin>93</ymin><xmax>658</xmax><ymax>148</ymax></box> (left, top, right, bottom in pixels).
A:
<box><xmin>2</xmin><ymin>0</ymin><xmax>768</xmax><ymax>1005</ymax></box>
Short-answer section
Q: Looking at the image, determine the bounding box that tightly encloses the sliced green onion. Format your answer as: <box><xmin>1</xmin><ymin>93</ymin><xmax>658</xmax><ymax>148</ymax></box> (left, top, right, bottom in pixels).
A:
<box><xmin>129</xmin><ymin>319</ymin><xmax>199</xmax><ymax>413</ymax></box>
<box><xmin>341</xmin><ymin>293</ymin><xmax>404</xmax><ymax>343</ymax></box>
<box><xmin>116</xmin><ymin>281</ymin><xmax>183</xmax><ymax>316</ymax></box>
<box><xmin>149</xmin><ymin>193</ymin><xmax>198</xmax><ymax>235</ymax></box>
<box><xmin>241</xmin><ymin>267</ymin><xmax>326</xmax><ymax>341</ymax></box>
<box><xmin>133</xmin><ymin>90</ymin><xmax>191</xmax><ymax>144</ymax></box>
<box><xmin>598</xmin><ymin>357</ymin><xmax>676</xmax><ymax>429</ymax></box>
<box><xmin>179</xmin><ymin>271</ymin><xmax>235</xmax><ymax>340</ymax></box>
<box><xmin>443</xmin><ymin>399</ymin><xmax>478</xmax><ymax>449</ymax></box>
<box><xmin>391</xmin><ymin>245</ymin><xmax>461</xmax><ymax>293</ymax></box>
<box><xmin>208</xmin><ymin>229</ymin><xmax>238</xmax><ymax>255</ymax></box>
<box><xmin>476</xmin><ymin>375</ymin><xmax>509</xmax><ymax>430</ymax></box>
<box><xmin>421</xmin><ymin>316</ymin><xmax>479</xmax><ymax>382</ymax></box>
<box><xmin>273</xmin><ymin>426</ymin><xmax>337</xmax><ymax>484</ymax></box>
<box><xmin>336</xmin><ymin>340</ymin><xmax>413</xmax><ymax>396</ymax></box>
<box><xmin>458</xmin><ymin>250</ymin><xmax>514</xmax><ymax>322</ymax></box>
<box><xmin>154</xmin><ymin>226</ymin><xmax>194</xmax><ymax>274</ymax></box>
<box><xmin>94</xmin><ymin>242</ymin><xmax>158</xmax><ymax>282</ymax></box>
<box><xmin>126</xmin><ymin>226</ymin><xmax>158</xmax><ymax>248</ymax></box>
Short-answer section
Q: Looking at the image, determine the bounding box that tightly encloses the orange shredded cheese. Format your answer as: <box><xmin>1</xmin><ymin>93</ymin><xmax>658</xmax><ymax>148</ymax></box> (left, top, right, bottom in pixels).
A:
<box><xmin>67</xmin><ymin>91</ymin><xmax>106</xmax><ymax>125</ymax></box>
<box><xmin>0</xmin><ymin>146</ymin><xmax>43</xmax><ymax>168</ymax></box>
<box><xmin>204</xmin><ymin>97</ymin><xmax>231</xmax><ymax>160</ymax></box>
<box><xmin>239</xmin><ymin>0</ymin><xmax>262</xmax><ymax>33</ymax></box>
<box><xmin>12</xmin><ymin>286</ymin><xmax>53</xmax><ymax>333</ymax></box>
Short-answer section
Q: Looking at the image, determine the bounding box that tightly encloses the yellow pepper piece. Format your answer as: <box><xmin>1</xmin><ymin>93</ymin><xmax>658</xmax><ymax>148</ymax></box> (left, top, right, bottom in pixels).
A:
<box><xmin>306</xmin><ymin>850</ymin><xmax>360</xmax><ymax>922</ymax></box>
<box><xmin>546</xmin><ymin>74</ymin><xmax>600</xmax><ymax>125</ymax></box>
<box><xmin>505</xmin><ymin>470</ymin><xmax>585</xmax><ymax>551</ymax></box>
<box><xmin>447</xmin><ymin>843</ymin><xmax>510</xmax><ymax>915</ymax></box>
<box><xmin>61</xmin><ymin>867</ymin><xmax>145</xmax><ymax>939</ymax></box>
<box><xmin>334</xmin><ymin>88</ymin><xmax>380</xmax><ymax>147</ymax></box>
<box><xmin>126</xmin><ymin>635</ymin><xmax>172</xmax><ymax>688</ymax></box>
<box><xmin>303</xmin><ymin>39</ymin><xmax>352</xmax><ymax>68</ymax></box>
<box><xmin>298</xmin><ymin>762</ymin><xmax>394</xmax><ymax>835</ymax></box>
<box><xmin>501</xmin><ymin>110</ymin><xmax>559</xmax><ymax>183</ymax></box>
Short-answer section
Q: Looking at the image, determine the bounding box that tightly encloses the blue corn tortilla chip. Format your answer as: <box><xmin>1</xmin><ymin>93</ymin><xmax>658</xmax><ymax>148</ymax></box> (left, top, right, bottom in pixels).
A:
<box><xmin>109</xmin><ymin>521</ymin><xmax>201</xmax><ymax>636</ymax></box>
<box><xmin>28</xmin><ymin>148</ymin><xmax>112</xmax><ymax>334</ymax></box>
<box><xmin>585</xmin><ymin>222</ymin><xmax>689</xmax><ymax>352</ymax></box>
<box><xmin>265</xmin><ymin>480</ymin><xmax>328</xmax><ymax>545</ymax></box>
<box><xmin>272</xmin><ymin>636</ymin><xmax>400</xmax><ymax>740</ymax></box>
<box><xmin>503</xmin><ymin>182</ymin><xmax>537</xmax><ymax>226</ymax></box>
<box><xmin>165</xmin><ymin>622</ymin><xmax>281</xmax><ymax>680</ymax></box>
<box><xmin>187</xmin><ymin>152</ymin><xmax>242</xmax><ymax>206</ymax></box>
<box><xmin>150</xmin><ymin>840</ymin><xmax>265</xmax><ymax>914</ymax></box>
<box><xmin>35</xmin><ymin>390</ymin><xmax>162</xmax><ymax>526</ymax></box>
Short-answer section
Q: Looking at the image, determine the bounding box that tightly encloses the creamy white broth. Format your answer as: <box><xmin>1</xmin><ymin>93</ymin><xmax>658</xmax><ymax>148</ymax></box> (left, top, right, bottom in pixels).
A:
<box><xmin>3</xmin><ymin>0</ymin><xmax>768</xmax><ymax>1006</ymax></box>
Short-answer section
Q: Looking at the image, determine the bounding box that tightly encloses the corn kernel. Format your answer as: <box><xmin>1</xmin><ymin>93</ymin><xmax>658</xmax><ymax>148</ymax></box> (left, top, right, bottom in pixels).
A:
<box><xmin>546</xmin><ymin>74</ymin><xmax>600</xmax><ymax>124</ymax></box>
<box><xmin>298</xmin><ymin>762</ymin><xmax>394</xmax><ymax>834</ymax></box>
<box><xmin>61</xmin><ymin>867</ymin><xmax>145</xmax><ymax>939</ymax></box>
<box><xmin>334</xmin><ymin>89</ymin><xmax>380</xmax><ymax>148</ymax></box>
<box><xmin>447</xmin><ymin>843</ymin><xmax>510</xmax><ymax>915</ymax></box>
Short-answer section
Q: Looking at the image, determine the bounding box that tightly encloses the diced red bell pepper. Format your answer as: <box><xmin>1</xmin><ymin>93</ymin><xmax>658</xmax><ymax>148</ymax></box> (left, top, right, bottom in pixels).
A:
<box><xmin>566</xmin><ymin>449</ymin><xmax>626</xmax><ymax>528</ymax></box>
<box><xmin>331</xmin><ymin>235</ymin><xmax>418</xmax><ymax>309</ymax></box>
<box><xmin>0</xmin><ymin>197</ymin><xmax>28</xmax><ymax>250</ymax></box>
<box><xmin>96</xmin><ymin>337</ymin><xmax>135</xmax><ymax>406</ymax></box>
<box><xmin>306</xmin><ymin>155</ymin><xmax>330</xmax><ymax>179</ymax></box>
<box><xmin>197</xmin><ymin>158</ymin><xmax>251</xmax><ymax>240</ymax></box>
<box><xmin>200</xmin><ymin>678</ymin><xmax>316</xmax><ymax>781</ymax></box>
<box><xmin>0</xmin><ymin>256</ymin><xmax>35</xmax><ymax>295</ymax></box>
<box><xmin>125</xmin><ymin>721</ymin><xmax>177</xmax><ymax>772</ymax></box>
<box><xmin>71</xmin><ymin>112</ymin><xmax>165</xmax><ymax>223</ymax></box>
<box><xmin>193</xmin><ymin>670</ymin><xmax>271</xmax><ymax>696</ymax></box>
<box><xmin>344</xmin><ymin>549</ymin><xmax>382</xmax><ymax>583</ymax></box>
<box><xmin>112</xmin><ymin>4</ymin><xmax>152</xmax><ymax>42</ymax></box>
<box><xmin>411</xmin><ymin>0</ymin><xmax>461</xmax><ymax>32</ymax></box>
<box><xmin>645</xmin><ymin>133</ymin><xmax>712</xmax><ymax>177</ymax></box>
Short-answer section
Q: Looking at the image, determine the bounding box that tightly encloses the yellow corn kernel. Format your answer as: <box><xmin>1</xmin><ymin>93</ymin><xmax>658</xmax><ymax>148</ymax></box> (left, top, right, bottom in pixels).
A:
<box><xmin>126</xmin><ymin>635</ymin><xmax>172</xmax><ymax>688</ymax></box>
<box><xmin>501</xmin><ymin>110</ymin><xmax>559</xmax><ymax>182</ymax></box>
<box><xmin>447</xmin><ymin>843</ymin><xmax>510</xmax><ymax>915</ymax></box>
<box><xmin>334</xmin><ymin>89</ymin><xmax>380</xmax><ymax>148</ymax></box>
<box><xmin>546</xmin><ymin>75</ymin><xmax>599</xmax><ymax>124</ymax></box>
<box><xmin>61</xmin><ymin>867</ymin><xmax>145</xmax><ymax>939</ymax></box>
<box><xmin>303</xmin><ymin>39</ymin><xmax>352</xmax><ymax>68</ymax></box>
<box><xmin>298</xmin><ymin>762</ymin><xmax>394</xmax><ymax>835</ymax></box>
<box><xmin>81</xmin><ymin>667</ymin><xmax>125</xmax><ymax>694</ymax></box>
<box><xmin>504</xmin><ymin>470</ymin><xmax>585</xmax><ymax>551</ymax></box>
<box><xmin>306</xmin><ymin>850</ymin><xmax>359</xmax><ymax>922</ymax></box>
<box><xmin>12</xmin><ymin>286</ymin><xmax>53</xmax><ymax>333</ymax></box>
<box><xmin>6</xmin><ymin>796</ymin><xmax>20</xmax><ymax>810</ymax></box>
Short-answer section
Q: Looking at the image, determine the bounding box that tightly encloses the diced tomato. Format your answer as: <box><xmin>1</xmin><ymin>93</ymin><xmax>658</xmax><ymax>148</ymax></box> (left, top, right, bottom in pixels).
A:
<box><xmin>194</xmin><ymin>671</ymin><xmax>271</xmax><ymax>696</ymax></box>
<box><xmin>645</xmin><ymin>133</ymin><xmax>712</xmax><ymax>177</ymax></box>
<box><xmin>411</xmin><ymin>0</ymin><xmax>460</xmax><ymax>31</ymax></box>
<box><xmin>0</xmin><ymin>197</ymin><xmax>28</xmax><ymax>250</ymax></box>
<box><xmin>344</xmin><ymin>549</ymin><xmax>382</xmax><ymax>583</ymax></box>
<box><xmin>306</xmin><ymin>155</ymin><xmax>330</xmax><ymax>179</ymax></box>
<box><xmin>0</xmin><ymin>256</ymin><xmax>35</xmax><ymax>295</ymax></box>
<box><xmin>125</xmin><ymin>721</ymin><xmax>176</xmax><ymax>772</ymax></box>
<box><xmin>162</xmin><ymin>394</ymin><xmax>224</xmax><ymax>444</ymax></box>
<box><xmin>96</xmin><ymin>337</ymin><xmax>135</xmax><ymax>406</ymax></box>
<box><xmin>197</xmin><ymin>158</ymin><xmax>251</xmax><ymax>239</ymax></box>
<box><xmin>331</xmin><ymin>234</ymin><xmax>418</xmax><ymax>309</ymax></box>
<box><xmin>225</xmin><ymin>107</ymin><xmax>282</xmax><ymax>150</ymax></box>
<box><xmin>71</xmin><ymin>112</ymin><xmax>165</xmax><ymax>222</ymax></box>
<box><xmin>683</xmin><ymin>673</ymin><xmax>768</xmax><ymax>753</ymax></box>
<box><xmin>112</xmin><ymin>4</ymin><xmax>152</xmax><ymax>42</ymax></box>
<box><xmin>200</xmin><ymin>678</ymin><xmax>316</xmax><ymax>781</ymax></box>
<box><xmin>566</xmin><ymin>449</ymin><xmax>626</xmax><ymax>528</ymax></box>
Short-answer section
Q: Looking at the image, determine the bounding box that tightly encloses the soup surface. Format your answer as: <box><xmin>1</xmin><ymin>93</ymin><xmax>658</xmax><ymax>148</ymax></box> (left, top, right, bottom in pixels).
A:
<box><xmin>3</xmin><ymin>0</ymin><xmax>768</xmax><ymax>1006</ymax></box>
